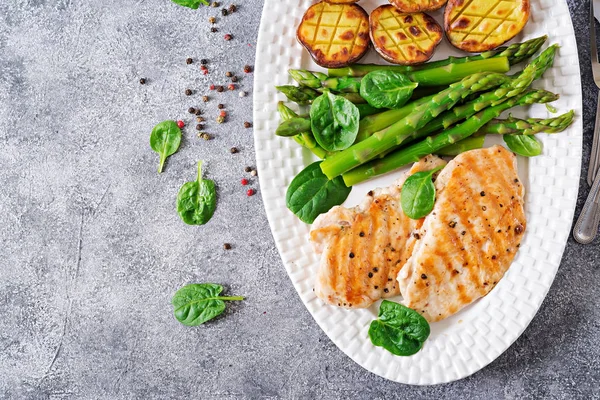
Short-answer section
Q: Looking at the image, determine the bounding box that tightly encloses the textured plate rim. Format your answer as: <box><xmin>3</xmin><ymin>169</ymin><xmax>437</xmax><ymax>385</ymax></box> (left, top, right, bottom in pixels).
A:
<box><xmin>253</xmin><ymin>0</ymin><xmax>582</xmax><ymax>385</ymax></box>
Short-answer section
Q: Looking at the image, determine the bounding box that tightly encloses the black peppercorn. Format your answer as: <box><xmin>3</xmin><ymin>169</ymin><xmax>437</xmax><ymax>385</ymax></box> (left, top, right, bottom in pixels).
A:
<box><xmin>216</xmin><ymin>86</ymin><xmax>224</xmax><ymax>92</ymax></box>
<box><xmin>243</xmin><ymin>121</ymin><xmax>252</xmax><ymax>128</ymax></box>
<box><xmin>349</xmin><ymin>252</ymin><xmax>354</xmax><ymax>258</ymax></box>
<box><xmin>200</xmin><ymin>59</ymin><xmax>208</xmax><ymax>65</ymax></box>
<box><xmin>196</xmin><ymin>124</ymin><xmax>203</xmax><ymax>131</ymax></box>
<box><xmin>221</xmin><ymin>8</ymin><xmax>228</xmax><ymax>16</ymax></box>
<box><xmin>228</xmin><ymin>4</ymin><xmax>236</xmax><ymax>12</ymax></box>
<box><xmin>211</xmin><ymin>27</ymin><xmax>218</xmax><ymax>33</ymax></box>
<box><xmin>231</xmin><ymin>75</ymin><xmax>238</xmax><ymax>82</ymax></box>
<box><xmin>188</xmin><ymin>107</ymin><xmax>196</xmax><ymax>114</ymax></box>
<box><xmin>217</xmin><ymin>103</ymin><xmax>224</xmax><ymax>109</ymax></box>
<box><xmin>223</xmin><ymin>243</ymin><xmax>231</xmax><ymax>250</ymax></box>
<box><xmin>139</xmin><ymin>78</ymin><xmax>146</xmax><ymax>84</ymax></box>
<box><xmin>185</xmin><ymin>89</ymin><xmax>193</xmax><ymax>96</ymax></box>
<box><xmin>230</xmin><ymin>147</ymin><xmax>238</xmax><ymax>154</ymax></box>
<box><xmin>244</xmin><ymin>166</ymin><xmax>252</xmax><ymax>172</ymax></box>
<box><xmin>186</xmin><ymin>57</ymin><xmax>193</xmax><ymax>64</ymax></box>
<box><xmin>195</xmin><ymin>109</ymin><xmax>202</xmax><ymax>116</ymax></box>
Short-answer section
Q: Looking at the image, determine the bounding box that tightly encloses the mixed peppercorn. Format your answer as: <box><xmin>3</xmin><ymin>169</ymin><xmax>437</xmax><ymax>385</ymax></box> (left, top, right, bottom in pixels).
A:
<box><xmin>141</xmin><ymin>3</ymin><xmax>258</xmax><ymax>249</ymax></box>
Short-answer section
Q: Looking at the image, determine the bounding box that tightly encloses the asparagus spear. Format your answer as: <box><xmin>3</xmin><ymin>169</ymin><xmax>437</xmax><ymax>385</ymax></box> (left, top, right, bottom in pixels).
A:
<box><xmin>356</xmin><ymin>94</ymin><xmax>435</xmax><ymax>142</ymax></box>
<box><xmin>276</xmin><ymin>85</ymin><xmax>366</xmax><ymax>105</ymax></box>
<box><xmin>277</xmin><ymin>102</ymin><xmax>329</xmax><ymax>159</ymax></box>
<box><xmin>478</xmin><ymin>110</ymin><xmax>575</xmax><ymax>135</ymax></box>
<box><xmin>295</xmin><ymin>57</ymin><xmax>510</xmax><ymax>94</ymax></box>
<box><xmin>288</xmin><ymin>69</ymin><xmax>328</xmax><ymax>88</ymax></box>
<box><xmin>342</xmin><ymin>90</ymin><xmax>559</xmax><ymax>186</ymax></box>
<box><xmin>321</xmin><ymin>76</ymin><xmax>362</xmax><ymax>93</ymax></box>
<box><xmin>320</xmin><ymin>72</ymin><xmax>511</xmax><ymax>179</ymax></box>
<box><xmin>328</xmin><ymin>35</ymin><xmax>548</xmax><ymax>77</ymax></box>
<box><xmin>435</xmin><ymin>136</ymin><xmax>486</xmax><ymax>156</ymax></box>
<box><xmin>275</xmin><ymin>85</ymin><xmax>320</xmax><ymax>105</ymax></box>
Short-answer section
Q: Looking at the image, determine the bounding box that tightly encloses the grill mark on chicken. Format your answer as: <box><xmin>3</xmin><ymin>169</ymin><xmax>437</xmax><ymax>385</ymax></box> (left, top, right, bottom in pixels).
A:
<box><xmin>399</xmin><ymin>146</ymin><xmax>525</xmax><ymax>321</ymax></box>
<box><xmin>310</xmin><ymin>155</ymin><xmax>446</xmax><ymax>309</ymax></box>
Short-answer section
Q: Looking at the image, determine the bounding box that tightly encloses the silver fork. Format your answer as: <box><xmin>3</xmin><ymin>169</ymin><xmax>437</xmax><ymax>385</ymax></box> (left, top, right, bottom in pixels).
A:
<box><xmin>587</xmin><ymin>0</ymin><xmax>600</xmax><ymax>186</ymax></box>
<box><xmin>574</xmin><ymin>0</ymin><xmax>600</xmax><ymax>243</ymax></box>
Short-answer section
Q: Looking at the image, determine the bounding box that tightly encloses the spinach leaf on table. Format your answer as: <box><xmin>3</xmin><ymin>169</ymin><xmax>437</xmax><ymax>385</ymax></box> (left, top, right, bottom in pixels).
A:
<box><xmin>503</xmin><ymin>134</ymin><xmax>543</xmax><ymax>157</ymax></box>
<box><xmin>310</xmin><ymin>91</ymin><xmax>360</xmax><ymax>152</ymax></box>
<box><xmin>359</xmin><ymin>70</ymin><xmax>418</xmax><ymax>109</ymax></box>
<box><xmin>172</xmin><ymin>283</ymin><xmax>244</xmax><ymax>326</ymax></box>
<box><xmin>150</xmin><ymin>120</ymin><xmax>182</xmax><ymax>173</ymax></box>
<box><xmin>286</xmin><ymin>161</ymin><xmax>352</xmax><ymax>224</ymax></box>
<box><xmin>401</xmin><ymin>165</ymin><xmax>444</xmax><ymax>220</ymax></box>
<box><xmin>177</xmin><ymin>161</ymin><xmax>216</xmax><ymax>225</ymax></box>
<box><xmin>368</xmin><ymin>300</ymin><xmax>430</xmax><ymax>356</ymax></box>
<box><xmin>170</xmin><ymin>0</ymin><xmax>209</xmax><ymax>9</ymax></box>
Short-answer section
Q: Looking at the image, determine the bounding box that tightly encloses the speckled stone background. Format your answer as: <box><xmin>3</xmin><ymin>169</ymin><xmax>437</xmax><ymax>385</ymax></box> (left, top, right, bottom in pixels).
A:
<box><xmin>0</xmin><ymin>1</ymin><xmax>598</xmax><ymax>399</ymax></box>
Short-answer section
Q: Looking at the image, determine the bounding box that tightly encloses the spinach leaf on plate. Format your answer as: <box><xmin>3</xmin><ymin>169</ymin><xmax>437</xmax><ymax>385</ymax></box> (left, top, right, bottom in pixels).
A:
<box><xmin>286</xmin><ymin>161</ymin><xmax>352</xmax><ymax>224</ymax></box>
<box><xmin>359</xmin><ymin>70</ymin><xmax>418</xmax><ymax>109</ymax></box>
<box><xmin>177</xmin><ymin>161</ymin><xmax>217</xmax><ymax>225</ymax></box>
<box><xmin>170</xmin><ymin>0</ymin><xmax>209</xmax><ymax>9</ymax></box>
<box><xmin>310</xmin><ymin>91</ymin><xmax>360</xmax><ymax>152</ymax></box>
<box><xmin>150</xmin><ymin>120</ymin><xmax>182</xmax><ymax>173</ymax></box>
<box><xmin>503</xmin><ymin>134</ymin><xmax>543</xmax><ymax>157</ymax></box>
<box><xmin>401</xmin><ymin>165</ymin><xmax>444</xmax><ymax>220</ymax></box>
<box><xmin>368</xmin><ymin>300</ymin><xmax>430</xmax><ymax>356</ymax></box>
<box><xmin>172</xmin><ymin>283</ymin><xmax>244</xmax><ymax>326</ymax></box>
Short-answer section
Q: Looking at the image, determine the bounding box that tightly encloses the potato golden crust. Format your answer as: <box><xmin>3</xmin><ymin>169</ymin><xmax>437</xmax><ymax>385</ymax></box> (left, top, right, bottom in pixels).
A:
<box><xmin>297</xmin><ymin>2</ymin><xmax>370</xmax><ymax>68</ymax></box>
<box><xmin>444</xmin><ymin>0</ymin><xmax>530</xmax><ymax>52</ymax></box>
<box><xmin>389</xmin><ymin>0</ymin><xmax>447</xmax><ymax>13</ymax></box>
<box><xmin>325</xmin><ymin>0</ymin><xmax>359</xmax><ymax>3</ymax></box>
<box><xmin>370</xmin><ymin>6</ymin><xmax>443</xmax><ymax>65</ymax></box>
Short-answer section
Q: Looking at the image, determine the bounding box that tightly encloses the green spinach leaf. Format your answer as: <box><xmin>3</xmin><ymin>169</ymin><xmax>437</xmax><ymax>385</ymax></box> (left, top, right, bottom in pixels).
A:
<box><xmin>401</xmin><ymin>165</ymin><xmax>444</xmax><ymax>220</ymax></box>
<box><xmin>172</xmin><ymin>283</ymin><xmax>244</xmax><ymax>326</ymax></box>
<box><xmin>310</xmin><ymin>91</ymin><xmax>360</xmax><ymax>152</ymax></box>
<box><xmin>150</xmin><ymin>120</ymin><xmax>182</xmax><ymax>173</ymax></box>
<box><xmin>503</xmin><ymin>134</ymin><xmax>543</xmax><ymax>157</ymax></box>
<box><xmin>359</xmin><ymin>70</ymin><xmax>418</xmax><ymax>109</ymax></box>
<box><xmin>286</xmin><ymin>161</ymin><xmax>352</xmax><ymax>224</ymax></box>
<box><xmin>368</xmin><ymin>300</ymin><xmax>430</xmax><ymax>356</ymax></box>
<box><xmin>177</xmin><ymin>161</ymin><xmax>216</xmax><ymax>225</ymax></box>
<box><xmin>170</xmin><ymin>0</ymin><xmax>209</xmax><ymax>9</ymax></box>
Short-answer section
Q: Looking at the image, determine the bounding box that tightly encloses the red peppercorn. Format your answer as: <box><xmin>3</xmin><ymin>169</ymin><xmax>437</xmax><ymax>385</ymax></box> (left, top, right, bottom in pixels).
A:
<box><xmin>241</xmin><ymin>178</ymin><xmax>248</xmax><ymax>186</ymax></box>
<box><xmin>247</xmin><ymin>189</ymin><xmax>255</xmax><ymax>196</ymax></box>
<box><xmin>224</xmin><ymin>34</ymin><xmax>232</xmax><ymax>41</ymax></box>
<box><xmin>202</xmin><ymin>69</ymin><xmax>208</xmax><ymax>75</ymax></box>
<box><xmin>220</xmin><ymin>110</ymin><xmax>227</xmax><ymax>117</ymax></box>
<box><xmin>228</xmin><ymin>83</ymin><xmax>235</xmax><ymax>91</ymax></box>
<box><xmin>177</xmin><ymin>120</ymin><xmax>185</xmax><ymax>128</ymax></box>
<box><xmin>210</xmin><ymin>84</ymin><xmax>215</xmax><ymax>90</ymax></box>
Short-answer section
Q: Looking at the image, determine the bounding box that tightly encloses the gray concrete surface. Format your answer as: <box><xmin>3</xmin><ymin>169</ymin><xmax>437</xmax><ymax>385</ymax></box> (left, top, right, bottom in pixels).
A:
<box><xmin>0</xmin><ymin>1</ymin><xmax>598</xmax><ymax>399</ymax></box>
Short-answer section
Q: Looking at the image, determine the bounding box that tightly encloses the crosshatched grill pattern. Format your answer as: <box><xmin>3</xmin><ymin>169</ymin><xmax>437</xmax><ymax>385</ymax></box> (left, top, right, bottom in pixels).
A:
<box><xmin>297</xmin><ymin>2</ymin><xmax>370</xmax><ymax>68</ymax></box>
<box><xmin>371</xmin><ymin>5</ymin><xmax>442</xmax><ymax>64</ymax></box>
<box><xmin>254</xmin><ymin>0</ymin><xmax>581</xmax><ymax>385</ymax></box>
<box><xmin>445</xmin><ymin>0</ymin><xmax>530</xmax><ymax>52</ymax></box>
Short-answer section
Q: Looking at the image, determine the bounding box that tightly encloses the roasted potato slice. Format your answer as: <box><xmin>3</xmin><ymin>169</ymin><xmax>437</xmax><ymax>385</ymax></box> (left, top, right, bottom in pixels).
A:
<box><xmin>444</xmin><ymin>0</ymin><xmax>530</xmax><ymax>52</ymax></box>
<box><xmin>370</xmin><ymin>6</ymin><xmax>443</xmax><ymax>65</ymax></box>
<box><xmin>297</xmin><ymin>2</ymin><xmax>370</xmax><ymax>68</ymax></box>
<box><xmin>389</xmin><ymin>0</ymin><xmax>447</xmax><ymax>13</ymax></box>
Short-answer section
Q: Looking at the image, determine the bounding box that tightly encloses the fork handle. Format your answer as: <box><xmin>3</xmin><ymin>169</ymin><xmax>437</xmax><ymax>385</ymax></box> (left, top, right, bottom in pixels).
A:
<box><xmin>587</xmin><ymin>91</ymin><xmax>600</xmax><ymax>186</ymax></box>
<box><xmin>574</xmin><ymin>166</ymin><xmax>600</xmax><ymax>244</ymax></box>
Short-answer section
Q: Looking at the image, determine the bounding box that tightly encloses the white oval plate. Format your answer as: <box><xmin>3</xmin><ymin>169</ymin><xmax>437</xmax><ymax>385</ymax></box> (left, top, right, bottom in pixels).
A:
<box><xmin>253</xmin><ymin>0</ymin><xmax>582</xmax><ymax>385</ymax></box>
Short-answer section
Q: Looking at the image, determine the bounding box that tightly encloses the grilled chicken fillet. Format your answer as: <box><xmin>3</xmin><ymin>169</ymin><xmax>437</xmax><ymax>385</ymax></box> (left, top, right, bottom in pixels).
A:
<box><xmin>398</xmin><ymin>145</ymin><xmax>526</xmax><ymax>322</ymax></box>
<box><xmin>310</xmin><ymin>155</ymin><xmax>446</xmax><ymax>308</ymax></box>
